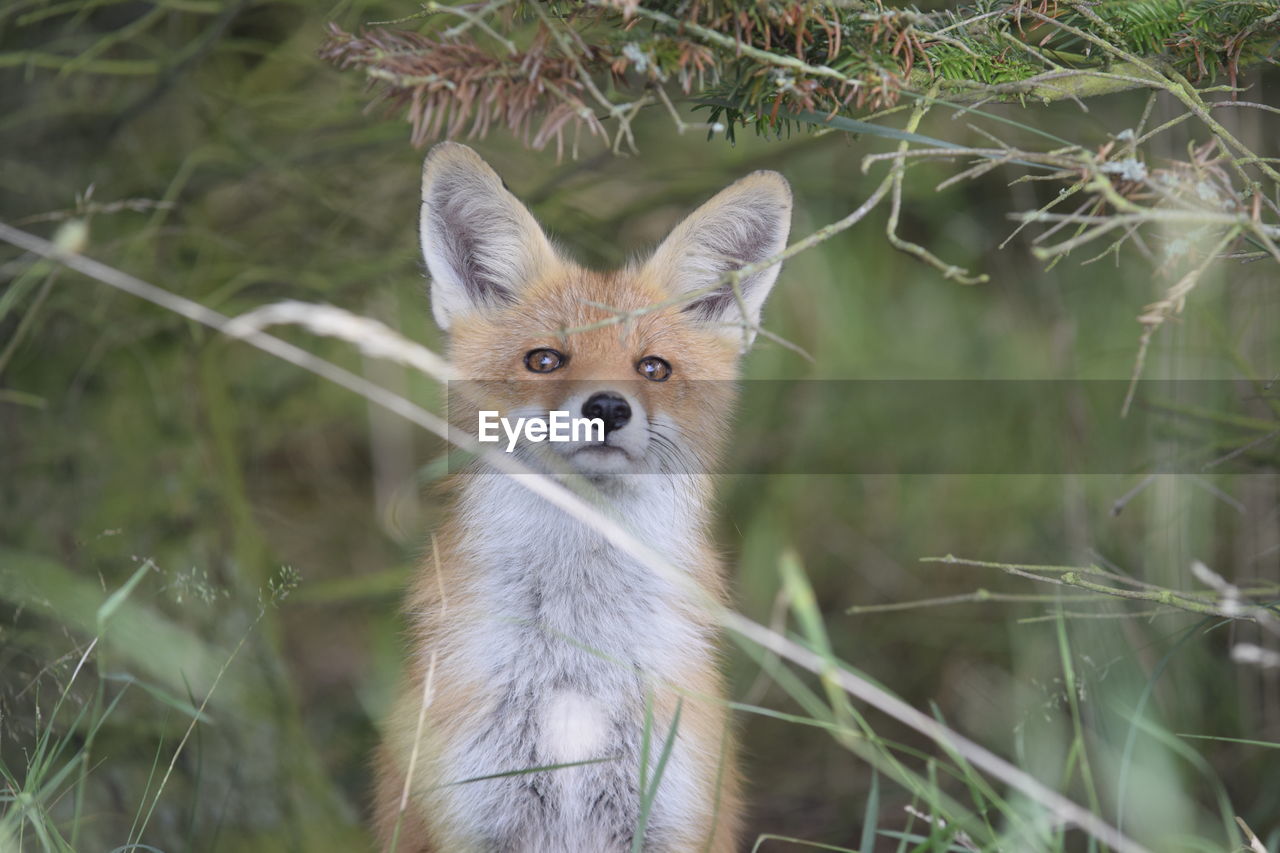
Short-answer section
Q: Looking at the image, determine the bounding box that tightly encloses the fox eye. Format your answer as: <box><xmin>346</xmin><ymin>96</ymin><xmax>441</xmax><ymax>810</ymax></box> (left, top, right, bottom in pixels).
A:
<box><xmin>524</xmin><ymin>348</ymin><xmax>566</xmax><ymax>373</ymax></box>
<box><xmin>636</xmin><ymin>356</ymin><xmax>672</xmax><ymax>382</ymax></box>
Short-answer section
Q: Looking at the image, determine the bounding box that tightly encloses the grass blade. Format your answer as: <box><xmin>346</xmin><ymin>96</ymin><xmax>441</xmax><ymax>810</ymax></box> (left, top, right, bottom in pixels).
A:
<box><xmin>97</xmin><ymin>561</ymin><xmax>154</xmax><ymax>632</ymax></box>
<box><xmin>631</xmin><ymin>698</ymin><xmax>683</xmax><ymax>853</ymax></box>
<box><xmin>859</xmin><ymin>768</ymin><xmax>880</xmax><ymax>853</ymax></box>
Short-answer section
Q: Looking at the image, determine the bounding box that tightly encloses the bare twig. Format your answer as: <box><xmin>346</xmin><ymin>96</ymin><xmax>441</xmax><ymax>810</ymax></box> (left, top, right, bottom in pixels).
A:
<box><xmin>924</xmin><ymin>555</ymin><xmax>1280</xmax><ymax>623</ymax></box>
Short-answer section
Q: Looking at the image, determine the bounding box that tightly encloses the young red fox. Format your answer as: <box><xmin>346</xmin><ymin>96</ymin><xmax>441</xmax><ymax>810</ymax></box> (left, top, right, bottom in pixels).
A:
<box><xmin>373</xmin><ymin>143</ymin><xmax>791</xmax><ymax>852</ymax></box>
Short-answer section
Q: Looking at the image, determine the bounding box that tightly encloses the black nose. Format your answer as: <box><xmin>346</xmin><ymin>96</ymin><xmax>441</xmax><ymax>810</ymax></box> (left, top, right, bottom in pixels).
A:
<box><xmin>581</xmin><ymin>392</ymin><xmax>631</xmax><ymax>434</ymax></box>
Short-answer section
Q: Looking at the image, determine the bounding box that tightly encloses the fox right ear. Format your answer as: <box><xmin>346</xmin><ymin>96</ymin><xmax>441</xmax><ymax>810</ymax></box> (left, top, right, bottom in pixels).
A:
<box><xmin>644</xmin><ymin>170</ymin><xmax>791</xmax><ymax>351</ymax></box>
<box><xmin>420</xmin><ymin>143</ymin><xmax>556</xmax><ymax>330</ymax></box>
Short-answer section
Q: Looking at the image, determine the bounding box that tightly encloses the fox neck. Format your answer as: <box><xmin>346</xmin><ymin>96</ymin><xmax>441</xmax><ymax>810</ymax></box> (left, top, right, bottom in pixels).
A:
<box><xmin>453</xmin><ymin>471</ymin><xmax>716</xmax><ymax>669</ymax></box>
<box><xmin>457</xmin><ymin>470</ymin><xmax>712</xmax><ymax>570</ymax></box>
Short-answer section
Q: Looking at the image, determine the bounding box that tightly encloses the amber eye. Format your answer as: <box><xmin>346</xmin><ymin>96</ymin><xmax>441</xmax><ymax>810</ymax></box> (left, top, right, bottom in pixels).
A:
<box><xmin>636</xmin><ymin>356</ymin><xmax>672</xmax><ymax>382</ymax></box>
<box><xmin>524</xmin><ymin>348</ymin><xmax>566</xmax><ymax>373</ymax></box>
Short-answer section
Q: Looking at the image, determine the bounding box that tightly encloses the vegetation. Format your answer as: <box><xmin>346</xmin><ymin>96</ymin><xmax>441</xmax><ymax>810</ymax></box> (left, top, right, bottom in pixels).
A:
<box><xmin>2</xmin><ymin>1</ymin><xmax>1278</xmax><ymax>852</ymax></box>
<box><xmin>323</xmin><ymin>0</ymin><xmax>1280</xmax><ymax>399</ymax></box>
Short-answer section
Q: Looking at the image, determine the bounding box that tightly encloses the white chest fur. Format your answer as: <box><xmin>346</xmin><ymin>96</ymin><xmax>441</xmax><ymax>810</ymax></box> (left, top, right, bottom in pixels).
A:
<box><xmin>428</xmin><ymin>473</ymin><xmax>712</xmax><ymax>850</ymax></box>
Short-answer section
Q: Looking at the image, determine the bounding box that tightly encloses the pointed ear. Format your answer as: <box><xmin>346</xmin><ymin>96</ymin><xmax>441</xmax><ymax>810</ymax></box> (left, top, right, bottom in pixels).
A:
<box><xmin>420</xmin><ymin>143</ymin><xmax>557</xmax><ymax>330</ymax></box>
<box><xmin>644</xmin><ymin>171</ymin><xmax>791</xmax><ymax>349</ymax></box>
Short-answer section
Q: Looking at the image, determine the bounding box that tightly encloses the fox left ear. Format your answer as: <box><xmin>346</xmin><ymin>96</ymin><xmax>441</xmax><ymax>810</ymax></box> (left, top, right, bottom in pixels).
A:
<box><xmin>645</xmin><ymin>171</ymin><xmax>792</xmax><ymax>350</ymax></box>
<box><xmin>420</xmin><ymin>143</ymin><xmax>558</xmax><ymax>331</ymax></box>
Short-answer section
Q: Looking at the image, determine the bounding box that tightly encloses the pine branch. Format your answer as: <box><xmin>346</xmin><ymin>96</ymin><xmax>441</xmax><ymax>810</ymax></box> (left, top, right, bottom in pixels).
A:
<box><xmin>320</xmin><ymin>1</ymin><xmax>1279</xmax><ymax>398</ymax></box>
<box><xmin>321</xmin><ymin>1</ymin><xmax>1280</xmax><ymax>148</ymax></box>
<box><xmin>318</xmin><ymin>22</ymin><xmax>609</xmax><ymax>152</ymax></box>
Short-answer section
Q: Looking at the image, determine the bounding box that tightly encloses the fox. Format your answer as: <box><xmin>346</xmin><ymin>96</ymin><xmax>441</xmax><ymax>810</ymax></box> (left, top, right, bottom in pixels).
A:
<box><xmin>372</xmin><ymin>142</ymin><xmax>792</xmax><ymax>852</ymax></box>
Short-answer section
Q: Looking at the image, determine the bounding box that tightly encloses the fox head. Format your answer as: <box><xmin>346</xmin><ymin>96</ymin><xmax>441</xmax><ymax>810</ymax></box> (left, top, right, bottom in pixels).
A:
<box><xmin>421</xmin><ymin>143</ymin><xmax>791</xmax><ymax>478</ymax></box>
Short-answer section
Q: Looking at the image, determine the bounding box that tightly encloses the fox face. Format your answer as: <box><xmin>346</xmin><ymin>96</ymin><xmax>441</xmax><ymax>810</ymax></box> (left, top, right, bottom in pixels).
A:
<box><xmin>421</xmin><ymin>143</ymin><xmax>791</xmax><ymax>478</ymax></box>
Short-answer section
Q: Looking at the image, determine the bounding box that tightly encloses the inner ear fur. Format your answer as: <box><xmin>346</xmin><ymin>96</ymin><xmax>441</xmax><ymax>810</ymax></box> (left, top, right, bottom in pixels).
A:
<box><xmin>420</xmin><ymin>143</ymin><xmax>557</xmax><ymax>330</ymax></box>
<box><xmin>644</xmin><ymin>171</ymin><xmax>791</xmax><ymax>345</ymax></box>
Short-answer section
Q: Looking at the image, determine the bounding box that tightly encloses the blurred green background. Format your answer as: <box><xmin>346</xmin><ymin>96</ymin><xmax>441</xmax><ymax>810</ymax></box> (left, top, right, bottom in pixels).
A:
<box><xmin>2</xmin><ymin>2</ymin><xmax>1278</xmax><ymax>851</ymax></box>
